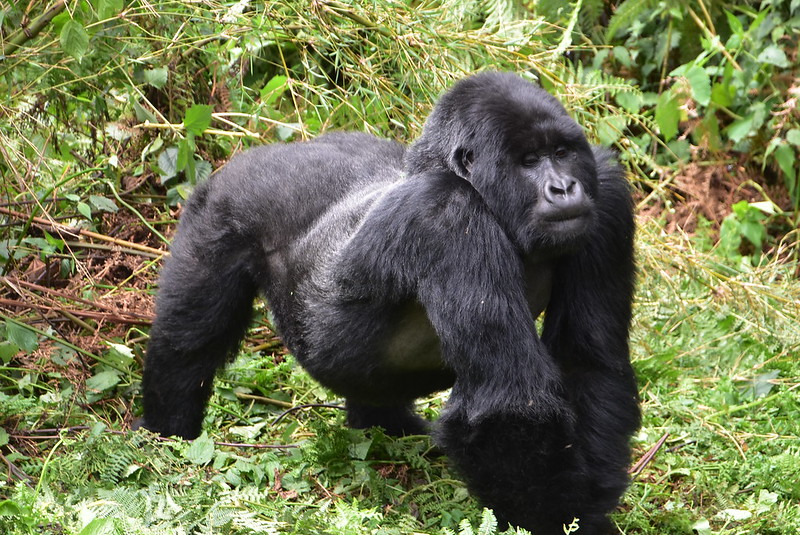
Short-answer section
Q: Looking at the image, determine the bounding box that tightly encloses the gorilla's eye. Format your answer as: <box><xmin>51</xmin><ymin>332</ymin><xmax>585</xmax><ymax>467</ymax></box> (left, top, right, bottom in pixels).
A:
<box><xmin>553</xmin><ymin>147</ymin><xmax>568</xmax><ymax>159</ymax></box>
<box><xmin>521</xmin><ymin>153</ymin><xmax>540</xmax><ymax>167</ymax></box>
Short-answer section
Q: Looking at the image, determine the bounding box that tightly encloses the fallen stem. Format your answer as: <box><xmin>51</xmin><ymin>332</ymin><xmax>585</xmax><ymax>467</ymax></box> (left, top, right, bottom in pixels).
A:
<box><xmin>629</xmin><ymin>431</ymin><xmax>669</xmax><ymax>478</ymax></box>
<box><xmin>0</xmin><ymin>206</ymin><xmax>167</xmax><ymax>257</ymax></box>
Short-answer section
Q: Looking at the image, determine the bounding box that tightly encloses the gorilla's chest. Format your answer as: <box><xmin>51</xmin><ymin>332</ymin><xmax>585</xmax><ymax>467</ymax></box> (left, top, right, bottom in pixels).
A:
<box><xmin>382</xmin><ymin>261</ymin><xmax>554</xmax><ymax>372</ymax></box>
<box><xmin>384</xmin><ymin>301</ymin><xmax>442</xmax><ymax>370</ymax></box>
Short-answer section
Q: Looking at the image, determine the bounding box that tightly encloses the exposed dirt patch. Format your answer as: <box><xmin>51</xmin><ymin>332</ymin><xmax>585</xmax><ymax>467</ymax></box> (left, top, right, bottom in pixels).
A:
<box><xmin>639</xmin><ymin>160</ymin><xmax>793</xmax><ymax>234</ymax></box>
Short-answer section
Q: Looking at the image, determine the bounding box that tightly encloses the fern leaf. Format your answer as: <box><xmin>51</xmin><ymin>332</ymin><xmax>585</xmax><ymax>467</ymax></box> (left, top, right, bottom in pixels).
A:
<box><xmin>605</xmin><ymin>0</ymin><xmax>659</xmax><ymax>41</ymax></box>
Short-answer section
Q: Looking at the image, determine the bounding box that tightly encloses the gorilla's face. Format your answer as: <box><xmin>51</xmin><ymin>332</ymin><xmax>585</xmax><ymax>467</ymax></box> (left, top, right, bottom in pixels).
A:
<box><xmin>501</xmin><ymin>114</ymin><xmax>599</xmax><ymax>252</ymax></box>
<box><xmin>435</xmin><ymin>74</ymin><xmax>601</xmax><ymax>254</ymax></box>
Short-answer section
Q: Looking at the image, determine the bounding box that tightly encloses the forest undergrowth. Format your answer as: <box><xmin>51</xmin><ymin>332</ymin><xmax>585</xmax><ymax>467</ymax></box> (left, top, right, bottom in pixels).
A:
<box><xmin>1</xmin><ymin>1</ymin><xmax>799</xmax><ymax>534</ymax></box>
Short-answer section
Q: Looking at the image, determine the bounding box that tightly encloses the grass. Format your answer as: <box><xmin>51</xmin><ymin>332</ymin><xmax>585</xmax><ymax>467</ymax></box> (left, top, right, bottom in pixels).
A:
<box><xmin>0</xmin><ymin>215</ymin><xmax>796</xmax><ymax>534</ymax></box>
<box><xmin>1</xmin><ymin>1</ymin><xmax>799</xmax><ymax>534</ymax></box>
<box><xmin>621</xmin><ymin>218</ymin><xmax>800</xmax><ymax>534</ymax></box>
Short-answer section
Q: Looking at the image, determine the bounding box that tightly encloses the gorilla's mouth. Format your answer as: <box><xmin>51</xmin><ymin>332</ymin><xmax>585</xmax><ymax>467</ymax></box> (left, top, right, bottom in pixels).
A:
<box><xmin>536</xmin><ymin>207</ymin><xmax>594</xmax><ymax>243</ymax></box>
<box><xmin>543</xmin><ymin>211</ymin><xmax>589</xmax><ymax>223</ymax></box>
<box><xmin>539</xmin><ymin>204</ymin><xmax>592</xmax><ymax>224</ymax></box>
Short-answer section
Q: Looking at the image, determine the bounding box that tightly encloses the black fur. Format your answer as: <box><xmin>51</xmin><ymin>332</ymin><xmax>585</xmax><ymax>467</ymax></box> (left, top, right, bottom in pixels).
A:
<box><xmin>140</xmin><ymin>72</ymin><xmax>640</xmax><ymax>534</ymax></box>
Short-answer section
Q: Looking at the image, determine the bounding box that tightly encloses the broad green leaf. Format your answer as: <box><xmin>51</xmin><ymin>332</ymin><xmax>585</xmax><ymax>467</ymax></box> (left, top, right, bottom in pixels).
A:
<box><xmin>184</xmin><ymin>432</ymin><xmax>215</xmax><ymax>465</ymax></box>
<box><xmin>724</xmin><ymin>10</ymin><xmax>743</xmax><ymax>35</ymax></box>
<box><xmin>277</xmin><ymin>124</ymin><xmax>299</xmax><ymax>141</ymax></box>
<box><xmin>348</xmin><ymin>437</ymin><xmax>372</xmax><ymax>460</ymax></box>
<box><xmin>749</xmin><ymin>201</ymin><xmax>777</xmax><ymax>215</ymax></box>
<box><xmin>0</xmin><ymin>500</ymin><xmax>22</xmax><ymax>517</ymax></box>
<box><xmin>757</xmin><ymin>45</ymin><xmax>789</xmax><ymax>68</ymax></box>
<box><xmin>0</xmin><ymin>341</ymin><xmax>19</xmax><ymax>363</ymax></box>
<box><xmin>615</xmin><ymin>91</ymin><xmax>642</xmax><ymax>113</ymax></box>
<box><xmin>89</xmin><ymin>195</ymin><xmax>118</xmax><ymax>213</ymax></box>
<box><xmin>78</xmin><ymin>518</ymin><xmax>115</xmax><ymax>535</ymax></box>
<box><xmin>0</xmin><ymin>428</ymin><xmax>7</xmax><ymax>447</ymax></box>
<box><xmin>195</xmin><ymin>159</ymin><xmax>213</xmax><ymax>183</ymax></box>
<box><xmin>710</xmin><ymin>83</ymin><xmax>733</xmax><ymax>108</ymax></box>
<box><xmin>786</xmin><ymin>129</ymin><xmax>800</xmax><ymax>147</ymax></box>
<box><xmin>106</xmin><ymin>342</ymin><xmax>135</xmax><ymax>369</ymax></box>
<box><xmin>177</xmin><ymin>138</ymin><xmax>191</xmax><ymax>172</ymax></box>
<box><xmin>731</xmin><ymin>200</ymin><xmax>753</xmax><ymax>219</ymax></box>
<box><xmin>86</xmin><ymin>370</ymin><xmax>121</xmax><ymax>392</ymax></box>
<box><xmin>725</xmin><ymin>113</ymin><xmax>754</xmax><ymax>143</ymax></box>
<box><xmin>5</xmin><ymin>320</ymin><xmax>39</xmax><ymax>353</ymax></box>
<box><xmin>106</xmin><ymin>342</ymin><xmax>134</xmax><ymax>362</ymax></box>
<box><xmin>158</xmin><ymin>147</ymin><xmax>179</xmax><ymax>183</ymax></box>
<box><xmin>43</xmin><ymin>231</ymin><xmax>65</xmax><ymax>252</ymax></box>
<box><xmin>261</xmin><ymin>75</ymin><xmax>289</xmax><ymax>106</ymax></box>
<box><xmin>684</xmin><ymin>65</ymin><xmax>711</xmax><ymax>107</ymax></box>
<box><xmin>77</xmin><ymin>201</ymin><xmax>92</xmax><ymax>219</ymax></box>
<box><xmin>96</xmin><ymin>0</ymin><xmax>123</xmax><ymax>20</ymax></box>
<box><xmin>740</xmin><ymin>220</ymin><xmax>765</xmax><ymax>247</ymax></box>
<box><xmin>183</xmin><ymin>104</ymin><xmax>213</xmax><ymax>136</ymax></box>
<box><xmin>718</xmin><ymin>215</ymin><xmax>742</xmax><ymax>259</ymax></box>
<box><xmin>144</xmin><ymin>67</ymin><xmax>169</xmax><ymax>89</ymax></box>
<box><xmin>773</xmin><ymin>143</ymin><xmax>796</xmax><ymax>187</ymax></box>
<box><xmin>655</xmin><ymin>91</ymin><xmax>680</xmax><ymax>141</ymax></box>
<box><xmin>133</xmin><ymin>101</ymin><xmax>158</xmax><ymax>123</ymax></box>
<box><xmin>60</xmin><ymin>19</ymin><xmax>89</xmax><ymax>62</ymax></box>
<box><xmin>612</xmin><ymin>46</ymin><xmax>632</xmax><ymax>67</ymax></box>
<box><xmin>595</xmin><ymin>115</ymin><xmax>627</xmax><ymax>146</ymax></box>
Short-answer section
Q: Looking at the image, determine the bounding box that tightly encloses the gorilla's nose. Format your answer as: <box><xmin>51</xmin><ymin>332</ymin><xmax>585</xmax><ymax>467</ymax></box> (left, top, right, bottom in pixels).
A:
<box><xmin>543</xmin><ymin>177</ymin><xmax>587</xmax><ymax>218</ymax></box>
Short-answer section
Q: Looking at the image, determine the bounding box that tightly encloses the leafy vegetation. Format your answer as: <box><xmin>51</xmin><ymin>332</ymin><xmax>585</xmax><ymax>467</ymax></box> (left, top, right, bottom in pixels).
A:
<box><xmin>0</xmin><ymin>1</ymin><xmax>798</xmax><ymax>534</ymax></box>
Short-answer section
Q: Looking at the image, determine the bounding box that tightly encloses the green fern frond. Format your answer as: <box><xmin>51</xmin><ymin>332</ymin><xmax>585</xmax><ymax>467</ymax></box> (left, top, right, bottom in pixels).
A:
<box><xmin>476</xmin><ymin>508</ymin><xmax>499</xmax><ymax>534</ymax></box>
<box><xmin>605</xmin><ymin>0</ymin><xmax>660</xmax><ymax>41</ymax></box>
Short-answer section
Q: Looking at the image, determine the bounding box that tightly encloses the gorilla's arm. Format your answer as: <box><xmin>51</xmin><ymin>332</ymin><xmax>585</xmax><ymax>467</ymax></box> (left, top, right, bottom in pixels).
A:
<box><xmin>341</xmin><ymin>172</ymin><xmax>567</xmax><ymax>418</ymax></box>
<box><xmin>541</xmin><ymin>148</ymin><xmax>640</xmax><ymax>531</ymax></box>
<box><xmin>339</xmin><ymin>172</ymin><xmax>582</xmax><ymax>531</ymax></box>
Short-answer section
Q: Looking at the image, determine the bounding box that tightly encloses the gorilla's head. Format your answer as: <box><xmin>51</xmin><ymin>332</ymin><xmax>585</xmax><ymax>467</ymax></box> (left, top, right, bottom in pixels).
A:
<box><xmin>406</xmin><ymin>72</ymin><xmax>599</xmax><ymax>254</ymax></box>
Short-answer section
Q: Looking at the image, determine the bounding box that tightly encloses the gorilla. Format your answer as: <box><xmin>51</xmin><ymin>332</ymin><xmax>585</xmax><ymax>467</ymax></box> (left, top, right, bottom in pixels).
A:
<box><xmin>139</xmin><ymin>71</ymin><xmax>640</xmax><ymax>534</ymax></box>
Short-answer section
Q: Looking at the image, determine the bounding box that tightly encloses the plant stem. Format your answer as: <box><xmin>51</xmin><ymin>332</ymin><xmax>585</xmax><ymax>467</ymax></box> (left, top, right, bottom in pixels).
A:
<box><xmin>1</xmin><ymin>1</ymin><xmax>67</xmax><ymax>58</ymax></box>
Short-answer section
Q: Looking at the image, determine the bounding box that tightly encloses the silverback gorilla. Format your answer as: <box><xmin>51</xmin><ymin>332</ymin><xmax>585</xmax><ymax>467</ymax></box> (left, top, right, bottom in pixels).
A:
<box><xmin>140</xmin><ymin>72</ymin><xmax>640</xmax><ymax>534</ymax></box>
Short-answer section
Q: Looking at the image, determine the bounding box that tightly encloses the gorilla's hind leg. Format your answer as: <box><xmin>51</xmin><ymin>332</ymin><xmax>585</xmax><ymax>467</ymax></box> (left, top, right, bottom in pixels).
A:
<box><xmin>346</xmin><ymin>401</ymin><xmax>429</xmax><ymax>436</ymax></box>
<box><xmin>141</xmin><ymin>222</ymin><xmax>257</xmax><ymax>439</ymax></box>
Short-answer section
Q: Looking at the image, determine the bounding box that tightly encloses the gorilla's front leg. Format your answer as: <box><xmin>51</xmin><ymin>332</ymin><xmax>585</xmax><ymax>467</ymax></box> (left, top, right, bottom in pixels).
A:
<box><xmin>414</xmin><ymin>251</ymin><xmax>589</xmax><ymax>533</ymax></box>
<box><xmin>435</xmin><ymin>361</ymin><xmax>591</xmax><ymax>535</ymax></box>
<box><xmin>540</xmin><ymin>160</ymin><xmax>640</xmax><ymax>533</ymax></box>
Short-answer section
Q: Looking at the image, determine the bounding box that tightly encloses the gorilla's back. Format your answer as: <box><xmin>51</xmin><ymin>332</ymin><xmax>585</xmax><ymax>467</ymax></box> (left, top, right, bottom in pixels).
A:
<box><xmin>205</xmin><ymin>132</ymin><xmax>405</xmax><ymax>248</ymax></box>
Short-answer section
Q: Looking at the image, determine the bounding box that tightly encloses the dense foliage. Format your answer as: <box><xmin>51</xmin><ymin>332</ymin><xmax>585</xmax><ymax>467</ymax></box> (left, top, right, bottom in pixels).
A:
<box><xmin>0</xmin><ymin>1</ymin><xmax>798</xmax><ymax>534</ymax></box>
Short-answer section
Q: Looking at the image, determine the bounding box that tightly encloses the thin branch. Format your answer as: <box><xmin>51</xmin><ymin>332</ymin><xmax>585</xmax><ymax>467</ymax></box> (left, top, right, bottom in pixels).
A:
<box><xmin>0</xmin><ymin>452</ymin><xmax>34</xmax><ymax>487</ymax></box>
<box><xmin>235</xmin><ymin>392</ymin><xmax>293</xmax><ymax>409</ymax></box>
<box><xmin>271</xmin><ymin>403</ymin><xmax>346</xmax><ymax>427</ymax></box>
<box><xmin>3</xmin><ymin>277</ymin><xmax>153</xmax><ymax>320</ymax></box>
<box><xmin>0</xmin><ymin>298</ymin><xmax>152</xmax><ymax>326</ymax></box>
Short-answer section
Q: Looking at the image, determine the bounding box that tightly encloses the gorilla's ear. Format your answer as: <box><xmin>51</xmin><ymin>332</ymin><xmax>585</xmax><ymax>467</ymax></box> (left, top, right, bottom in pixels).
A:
<box><xmin>452</xmin><ymin>148</ymin><xmax>474</xmax><ymax>179</ymax></box>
